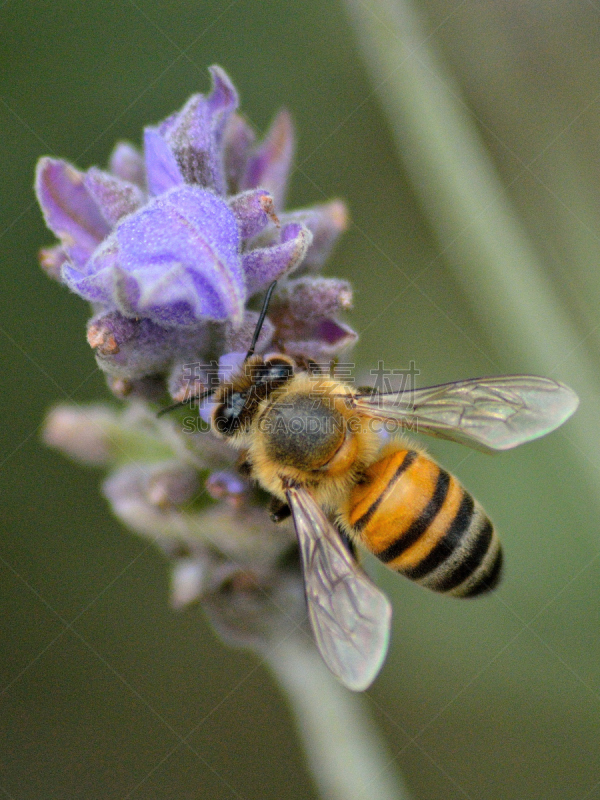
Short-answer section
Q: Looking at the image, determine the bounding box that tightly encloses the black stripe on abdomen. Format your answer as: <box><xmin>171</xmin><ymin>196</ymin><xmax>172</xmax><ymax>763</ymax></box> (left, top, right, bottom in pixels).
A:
<box><xmin>403</xmin><ymin>491</ymin><xmax>475</xmax><ymax>580</ymax></box>
<box><xmin>461</xmin><ymin>547</ymin><xmax>503</xmax><ymax>597</ymax></box>
<box><xmin>431</xmin><ymin>518</ymin><xmax>494</xmax><ymax>592</ymax></box>
<box><xmin>379</xmin><ymin>469</ymin><xmax>451</xmax><ymax>564</ymax></box>
<box><xmin>353</xmin><ymin>450</ymin><xmax>418</xmax><ymax>533</ymax></box>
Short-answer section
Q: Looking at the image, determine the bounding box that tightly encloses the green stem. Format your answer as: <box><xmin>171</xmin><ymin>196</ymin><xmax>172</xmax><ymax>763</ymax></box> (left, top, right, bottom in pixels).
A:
<box><xmin>266</xmin><ymin>634</ymin><xmax>415</xmax><ymax>800</ymax></box>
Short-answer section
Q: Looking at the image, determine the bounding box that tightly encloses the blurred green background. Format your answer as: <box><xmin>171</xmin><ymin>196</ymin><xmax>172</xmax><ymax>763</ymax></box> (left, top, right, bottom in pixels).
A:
<box><xmin>2</xmin><ymin>1</ymin><xmax>600</xmax><ymax>798</ymax></box>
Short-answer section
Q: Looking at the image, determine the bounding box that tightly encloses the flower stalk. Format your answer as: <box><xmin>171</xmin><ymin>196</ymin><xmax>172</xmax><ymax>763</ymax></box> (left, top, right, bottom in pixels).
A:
<box><xmin>37</xmin><ymin>65</ymin><xmax>413</xmax><ymax>800</ymax></box>
<box><xmin>267</xmin><ymin>633</ymin><xmax>416</xmax><ymax>800</ymax></box>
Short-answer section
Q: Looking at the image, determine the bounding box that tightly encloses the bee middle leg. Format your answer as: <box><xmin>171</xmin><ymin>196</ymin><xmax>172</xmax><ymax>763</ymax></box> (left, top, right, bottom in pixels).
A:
<box><xmin>337</xmin><ymin>525</ymin><xmax>357</xmax><ymax>559</ymax></box>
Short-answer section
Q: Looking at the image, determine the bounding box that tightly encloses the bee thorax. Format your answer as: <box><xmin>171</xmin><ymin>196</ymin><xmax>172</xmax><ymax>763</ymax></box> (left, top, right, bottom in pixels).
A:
<box><xmin>261</xmin><ymin>393</ymin><xmax>346</xmax><ymax>471</ymax></box>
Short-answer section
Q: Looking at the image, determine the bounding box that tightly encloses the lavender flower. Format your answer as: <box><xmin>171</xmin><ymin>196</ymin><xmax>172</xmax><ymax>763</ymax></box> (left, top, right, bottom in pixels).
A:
<box><xmin>38</xmin><ymin>66</ymin><xmax>356</xmax><ymax>660</ymax></box>
<box><xmin>36</xmin><ymin>66</ymin><xmax>351</xmax><ymax>400</ymax></box>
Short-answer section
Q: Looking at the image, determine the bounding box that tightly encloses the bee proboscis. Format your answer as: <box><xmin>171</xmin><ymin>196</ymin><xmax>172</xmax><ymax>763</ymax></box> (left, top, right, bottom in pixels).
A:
<box><xmin>161</xmin><ymin>283</ymin><xmax>579</xmax><ymax>690</ymax></box>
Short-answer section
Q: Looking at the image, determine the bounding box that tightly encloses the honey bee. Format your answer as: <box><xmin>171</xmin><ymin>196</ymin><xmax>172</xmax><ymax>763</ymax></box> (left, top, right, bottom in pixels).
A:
<box><xmin>161</xmin><ymin>282</ymin><xmax>579</xmax><ymax>690</ymax></box>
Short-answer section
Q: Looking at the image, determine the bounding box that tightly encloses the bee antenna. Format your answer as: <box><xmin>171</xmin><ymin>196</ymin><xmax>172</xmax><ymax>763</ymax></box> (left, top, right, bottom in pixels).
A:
<box><xmin>244</xmin><ymin>280</ymin><xmax>278</xmax><ymax>362</ymax></box>
<box><xmin>157</xmin><ymin>386</ymin><xmax>215</xmax><ymax>418</ymax></box>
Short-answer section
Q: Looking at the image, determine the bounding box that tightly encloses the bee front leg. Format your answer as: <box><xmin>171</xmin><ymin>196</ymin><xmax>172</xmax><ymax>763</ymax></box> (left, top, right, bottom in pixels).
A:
<box><xmin>268</xmin><ymin>496</ymin><xmax>291</xmax><ymax>523</ymax></box>
<box><xmin>236</xmin><ymin>450</ymin><xmax>253</xmax><ymax>478</ymax></box>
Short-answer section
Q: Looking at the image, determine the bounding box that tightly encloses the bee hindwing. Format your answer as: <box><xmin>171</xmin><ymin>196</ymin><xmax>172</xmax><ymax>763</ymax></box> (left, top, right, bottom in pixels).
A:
<box><xmin>285</xmin><ymin>485</ymin><xmax>392</xmax><ymax>691</ymax></box>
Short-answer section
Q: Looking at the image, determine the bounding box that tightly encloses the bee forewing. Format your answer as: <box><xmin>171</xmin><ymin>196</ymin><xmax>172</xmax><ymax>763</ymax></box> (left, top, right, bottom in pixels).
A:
<box><xmin>285</xmin><ymin>486</ymin><xmax>392</xmax><ymax>692</ymax></box>
<box><xmin>352</xmin><ymin>376</ymin><xmax>579</xmax><ymax>452</ymax></box>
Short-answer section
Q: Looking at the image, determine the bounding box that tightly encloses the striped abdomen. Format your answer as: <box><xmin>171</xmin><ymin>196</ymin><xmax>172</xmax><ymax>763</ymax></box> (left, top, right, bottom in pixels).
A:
<box><xmin>347</xmin><ymin>447</ymin><xmax>502</xmax><ymax>597</ymax></box>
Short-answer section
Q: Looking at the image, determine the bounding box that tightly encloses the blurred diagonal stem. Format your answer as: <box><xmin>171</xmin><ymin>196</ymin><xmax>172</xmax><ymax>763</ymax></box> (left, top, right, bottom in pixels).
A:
<box><xmin>267</xmin><ymin>633</ymin><xmax>415</xmax><ymax>800</ymax></box>
<box><xmin>343</xmin><ymin>0</ymin><xmax>600</xmax><ymax>490</ymax></box>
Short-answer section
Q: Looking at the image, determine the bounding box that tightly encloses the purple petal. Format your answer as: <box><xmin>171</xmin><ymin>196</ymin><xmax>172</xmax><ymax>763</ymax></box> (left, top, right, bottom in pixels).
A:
<box><xmin>222</xmin><ymin>112</ymin><xmax>256</xmax><ymax>193</ymax></box>
<box><xmin>85</xmin><ymin>167</ymin><xmax>145</xmax><ymax>226</ymax></box>
<box><xmin>62</xmin><ymin>270</ymin><xmax>112</xmax><ymax>304</ymax></box>
<box><xmin>241</xmin><ymin>109</ymin><xmax>294</xmax><ymax>210</ymax></box>
<box><xmin>206</xmin><ymin>470</ymin><xmax>248</xmax><ymax>507</ymax></box>
<box><xmin>243</xmin><ymin>223</ymin><xmax>312</xmax><ymax>297</ymax></box>
<box><xmin>158</xmin><ymin>112</ymin><xmax>179</xmax><ymax>138</ymax></box>
<box><xmin>62</xmin><ymin>235</ymin><xmax>119</xmax><ymax>304</ymax></box>
<box><xmin>283</xmin><ymin>321</ymin><xmax>357</xmax><ymax>361</ymax></box>
<box><xmin>143</xmin><ymin>128</ymin><xmax>184</xmax><ymax>196</ymax></box>
<box><xmin>206</xmin><ymin>65</ymin><xmax>239</xmax><ymax>143</ymax></box>
<box><xmin>164</xmin><ymin>95</ymin><xmax>220</xmax><ymax>190</ymax></box>
<box><xmin>218</xmin><ymin>351</ymin><xmax>246</xmax><ymax>382</ymax></box>
<box><xmin>228</xmin><ymin>189</ymin><xmax>278</xmax><ymax>240</ymax></box>
<box><xmin>112</xmin><ymin>262</ymin><xmax>201</xmax><ymax>327</ymax></box>
<box><xmin>35</xmin><ymin>158</ymin><xmax>111</xmax><ymax>268</ymax></box>
<box><xmin>278</xmin><ymin>200</ymin><xmax>348</xmax><ymax>270</ymax></box>
<box><xmin>108</xmin><ymin>142</ymin><xmax>145</xmax><ymax>187</ymax></box>
<box><xmin>317</xmin><ymin>318</ymin><xmax>357</xmax><ymax>346</ymax></box>
<box><xmin>164</xmin><ymin>66</ymin><xmax>238</xmax><ymax>193</ymax></box>
<box><xmin>268</xmin><ymin>277</ymin><xmax>356</xmax><ymax>360</ymax></box>
<box><xmin>114</xmin><ymin>186</ymin><xmax>245</xmax><ymax>326</ymax></box>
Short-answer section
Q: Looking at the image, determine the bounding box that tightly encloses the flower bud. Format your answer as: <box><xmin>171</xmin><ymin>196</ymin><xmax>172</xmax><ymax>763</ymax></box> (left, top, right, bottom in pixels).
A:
<box><xmin>43</xmin><ymin>405</ymin><xmax>115</xmax><ymax>465</ymax></box>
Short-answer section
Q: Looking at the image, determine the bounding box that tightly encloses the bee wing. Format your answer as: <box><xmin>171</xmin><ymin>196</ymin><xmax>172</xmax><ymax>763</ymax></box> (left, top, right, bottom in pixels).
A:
<box><xmin>285</xmin><ymin>485</ymin><xmax>392</xmax><ymax>691</ymax></box>
<box><xmin>350</xmin><ymin>375</ymin><xmax>578</xmax><ymax>453</ymax></box>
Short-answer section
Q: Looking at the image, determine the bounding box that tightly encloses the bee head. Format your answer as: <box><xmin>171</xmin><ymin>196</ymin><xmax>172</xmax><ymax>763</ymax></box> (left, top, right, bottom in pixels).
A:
<box><xmin>212</xmin><ymin>355</ymin><xmax>295</xmax><ymax>438</ymax></box>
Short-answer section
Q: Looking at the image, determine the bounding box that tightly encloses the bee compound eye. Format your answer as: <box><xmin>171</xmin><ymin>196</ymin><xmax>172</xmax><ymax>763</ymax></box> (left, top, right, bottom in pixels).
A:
<box><xmin>213</xmin><ymin>392</ymin><xmax>247</xmax><ymax>436</ymax></box>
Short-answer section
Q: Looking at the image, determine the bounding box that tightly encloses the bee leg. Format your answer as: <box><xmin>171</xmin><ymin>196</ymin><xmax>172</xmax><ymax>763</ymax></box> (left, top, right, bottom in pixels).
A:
<box><xmin>236</xmin><ymin>451</ymin><xmax>253</xmax><ymax>478</ymax></box>
<box><xmin>336</xmin><ymin>525</ymin><xmax>358</xmax><ymax>559</ymax></box>
<box><xmin>268</xmin><ymin>497</ymin><xmax>291</xmax><ymax>523</ymax></box>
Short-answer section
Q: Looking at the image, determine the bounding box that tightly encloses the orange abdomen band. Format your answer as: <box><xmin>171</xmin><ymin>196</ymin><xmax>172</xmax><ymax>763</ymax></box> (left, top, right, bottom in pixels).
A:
<box><xmin>348</xmin><ymin>447</ymin><xmax>502</xmax><ymax>597</ymax></box>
